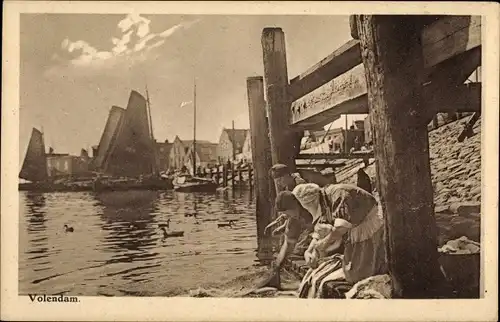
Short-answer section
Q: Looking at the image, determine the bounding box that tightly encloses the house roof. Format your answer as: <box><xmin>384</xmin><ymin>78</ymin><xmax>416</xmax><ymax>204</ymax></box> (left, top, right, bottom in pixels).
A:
<box><xmin>224</xmin><ymin>129</ymin><xmax>249</xmax><ymax>148</ymax></box>
<box><xmin>182</xmin><ymin>139</ymin><xmax>211</xmax><ymax>146</ymax></box>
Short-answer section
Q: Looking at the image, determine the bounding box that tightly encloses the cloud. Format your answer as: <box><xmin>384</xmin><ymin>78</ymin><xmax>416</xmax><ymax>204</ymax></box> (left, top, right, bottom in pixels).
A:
<box><xmin>47</xmin><ymin>14</ymin><xmax>200</xmax><ymax>76</ymax></box>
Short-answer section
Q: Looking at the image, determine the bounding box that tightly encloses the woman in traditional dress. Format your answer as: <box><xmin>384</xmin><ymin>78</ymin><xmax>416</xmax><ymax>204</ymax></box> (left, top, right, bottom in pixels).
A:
<box><xmin>275</xmin><ymin>183</ymin><xmax>388</xmax><ymax>297</ymax></box>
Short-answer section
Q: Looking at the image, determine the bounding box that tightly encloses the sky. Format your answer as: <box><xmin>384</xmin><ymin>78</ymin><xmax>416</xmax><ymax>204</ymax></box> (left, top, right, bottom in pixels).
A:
<box><xmin>20</xmin><ymin>13</ymin><xmax>365</xmax><ymax>162</ymax></box>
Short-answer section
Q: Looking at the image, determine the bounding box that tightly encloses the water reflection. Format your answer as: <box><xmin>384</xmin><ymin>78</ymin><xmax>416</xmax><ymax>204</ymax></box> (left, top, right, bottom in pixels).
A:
<box><xmin>19</xmin><ymin>189</ymin><xmax>260</xmax><ymax>296</ymax></box>
<box><xmin>25</xmin><ymin>192</ymin><xmax>47</xmax><ymax>232</ymax></box>
<box><xmin>95</xmin><ymin>190</ymin><xmax>160</xmax><ymax>263</ymax></box>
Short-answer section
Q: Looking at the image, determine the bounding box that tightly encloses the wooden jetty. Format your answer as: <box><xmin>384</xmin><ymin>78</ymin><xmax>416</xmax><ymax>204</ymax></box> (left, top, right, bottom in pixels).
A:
<box><xmin>247</xmin><ymin>15</ymin><xmax>481</xmax><ymax>298</ymax></box>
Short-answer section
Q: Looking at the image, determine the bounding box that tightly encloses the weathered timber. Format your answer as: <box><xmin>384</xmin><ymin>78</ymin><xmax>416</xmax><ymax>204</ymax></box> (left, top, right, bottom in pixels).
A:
<box><xmin>262</xmin><ymin>28</ymin><xmax>299</xmax><ymax>171</ymax></box>
<box><xmin>246</xmin><ymin>76</ymin><xmax>275</xmax><ymax>263</ymax></box>
<box><xmin>296</xmin><ymin>151</ymin><xmax>374</xmax><ymax>160</ymax></box>
<box><xmin>355</xmin><ymin>15</ymin><xmax>445</xmax><ymax>298</ymax></box>
<box><xmin>422</xmin><ymin>16</ymin><xmax>481</xmax><ymax>68</ymax></box>
<box><xmin>290</xmin><ymin>65</ymin><xmax>481</xmax><ymax>128</ymax></box>
<box><xmin>291</xmin><ymin>64</ymin><xmax>367</xmax><ymax>128</ymax></box>
<box><xmin>290</xmin><ymin>15</ymin><xmax>481</xmax><ymax>128</ymax></box>
<box><xmin>426</xmin><ymin>83</ymin><xmax>481</xmax><ymax>114</ymax></box>
<box><xmin>288</xmin><ymin>39</ymin><xmax>362</xmax><ymax>102</ymax></box>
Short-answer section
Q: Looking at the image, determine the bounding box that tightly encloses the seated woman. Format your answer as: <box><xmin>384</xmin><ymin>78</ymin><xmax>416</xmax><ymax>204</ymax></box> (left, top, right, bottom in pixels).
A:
<box><xmin>275</xmin><ymin>183</ymin><xmax>388</xmax><ymax>298</ymax></box>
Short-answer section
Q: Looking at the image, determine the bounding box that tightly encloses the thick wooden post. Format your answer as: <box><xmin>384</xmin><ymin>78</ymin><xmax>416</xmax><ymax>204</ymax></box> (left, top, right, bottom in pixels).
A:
<box><xmin>222</xmin><ymin>164</ymin><xmax>228</xmax><ymax>187</ymax></box>
<box><xmin>248</xmin><ymin>167</ymin><xmax>253</xmax><ymax>188</ymax></box>
<box><xmin>355</xmin><ymin>15</ymin><xmax>444</xmax><ymax>298</ymax></box>
<box><xmin>247</xmin><ymin>76</ymin><xmax>275</xmax><ymax>262</ymax></box>
<box><xmin>261</xmin><ymin>28</ymin><xmax>298</xmax><ymax>172</ymax></box>
<box><xmin>231</xmin><ymin>162</ymin><xmax>235</xmax><ymax>189</ymax></box>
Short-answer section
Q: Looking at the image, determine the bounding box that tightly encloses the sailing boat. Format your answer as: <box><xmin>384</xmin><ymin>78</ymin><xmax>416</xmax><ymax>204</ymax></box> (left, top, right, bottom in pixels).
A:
<box><xmin>173</xmin><ymin>79</ymin><xmax>218</xmax><ymax>193</ymax></box>
<box><xmin>18</xmin><ymin>128</ymin><xmax>50</xmax><ymax>191</ymax></box>
<box><xmin>93</xmin><ymin>89</ymin><xmax>173</xmax><ymax>192</ymax></box>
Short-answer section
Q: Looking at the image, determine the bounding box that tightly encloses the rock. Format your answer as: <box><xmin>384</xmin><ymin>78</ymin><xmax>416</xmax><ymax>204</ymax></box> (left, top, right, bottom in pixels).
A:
<box><xmin>470</xmin><ymin>186</ymin><xmax>481</xmax><ymax>196</ymax></box>
<box><xmin>345</xmin><ymin>274</ymin><xmax>392</xmax><ymax>299</ymax></box>
<box><xmin>434</xmin><ymin>182</ymin><xmax>444</xmax><ymax>193</ymax></box>
<box><xmin>449</xmin><ymin>203</ymin><xmax>481</xmax><ymax>216</ymax></box>
<box><xmin>435</xmin><ymin>205</ymin><xmax>450</xmax><ymax>213</ymax></box>
<box><xmin>251</xmin><ymin>287</ymin><xmax>278</xmax><ymax>295</ymax></box>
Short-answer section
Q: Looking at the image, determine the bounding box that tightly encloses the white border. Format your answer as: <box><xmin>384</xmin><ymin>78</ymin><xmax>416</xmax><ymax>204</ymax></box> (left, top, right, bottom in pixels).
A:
<box><xmin>2</xmin><ymin>1</ymin><xmax>499</xmax><ymax>321</ymax></box>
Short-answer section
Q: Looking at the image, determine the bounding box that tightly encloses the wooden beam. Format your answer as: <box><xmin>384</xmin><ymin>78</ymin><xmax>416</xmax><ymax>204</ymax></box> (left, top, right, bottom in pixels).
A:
<box><xmin>246</xmin><ymin>76</ymin><xmax>275</xmax><ymax>261</ymax></box>
<box><xmin>291</xmin><ymin>70</ymin><xmax>481</xmax><ymax>128</ymax></box>
<box><xmin>422</xmin><ymin>16</ymin><xmax>481</xmax><ymax>68</ymax></box>
<box><xmin>291</xmin><ymin>64</ymin><xmax>368</xmax><ymax>127</ymax></box>
<box><xmin>290</xmin><ymin>15</ymin><xmax>481</xmax><ymax>128</ymax></box>
<box><xmin>356</xmin><ymin>15</ymin><xmax>444</xmax><ymax>298</ymax></box>
<box><xmin>296</xmin><ymin>151</ymin><xmax>374</xmax><ymax>160</ymax></box>
<box><xmin>425</xmin><ymin>82</ymin><xmax>481</xmax><ymax>113</ymax></box>
<box><xmin>288</xmin><ymin>39</ymin><xmax>362</xmax><ymax>102</ymax></box>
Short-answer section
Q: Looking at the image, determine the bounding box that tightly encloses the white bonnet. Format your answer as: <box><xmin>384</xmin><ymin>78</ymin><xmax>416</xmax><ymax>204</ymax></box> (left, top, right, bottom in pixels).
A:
<box><xmin>292</xmin><ymin>183</ymin><xmax>322</xmax><ymax>222</ymax></box>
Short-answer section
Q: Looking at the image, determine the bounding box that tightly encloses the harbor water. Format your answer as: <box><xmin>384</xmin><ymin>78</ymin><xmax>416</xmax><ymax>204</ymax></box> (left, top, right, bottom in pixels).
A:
<box><xmin>19</xmin><ymin>189</ymin><xmax>293</xmax><ymax>297</ymax></box>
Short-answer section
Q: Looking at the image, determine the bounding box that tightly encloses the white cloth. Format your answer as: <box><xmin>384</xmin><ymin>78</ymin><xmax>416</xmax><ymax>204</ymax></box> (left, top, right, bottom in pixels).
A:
<box><xmin>292</xmin><ymin>183</ymin><xmax>322</xmax><ymax>222</ymax></box>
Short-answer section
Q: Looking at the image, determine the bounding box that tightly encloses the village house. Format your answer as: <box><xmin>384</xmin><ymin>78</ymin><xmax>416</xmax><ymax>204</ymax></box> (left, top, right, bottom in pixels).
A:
<box><xmin>155</xmin><ymin>139</ymin><xmax>173</xmax><ymax>173</ymax></box>
<box><xmin>238</xmin><ymin>131</ymin><xmax>252</xmax><ymax>162</ymax></box>
<box><xmin>169</xmin><ymin>136</ymin><xmax>211</xmax><ymax>170</ymax></box>
<box><xmin>46</xmin><ymin>149</ymin><xmax>90</xmax><ymax>178</ymax></box>
<box><xmin>183</xmin><ymin>141</ymin><xmax>219</xmax><ymax>173</ymax></box>
<box><xmin>168</xmin><ymin>136</ymin><xmax>189</xmax><ymax>170</ymax></box>
<box><xmin>216</xmin><ymin>128</ymin><xmax>249</xmax><ymax>163</ymax></box>
<box><xmin>300</xmin><ymin>123</ymin><xmax>366</xmax><ymax>154</ymax></box>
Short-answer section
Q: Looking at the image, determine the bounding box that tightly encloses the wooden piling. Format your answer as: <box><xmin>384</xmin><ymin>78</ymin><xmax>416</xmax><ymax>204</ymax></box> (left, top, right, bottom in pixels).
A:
<box><xmin>231</xmin><ymin>162</ymin><xmax>235</xmax><ymax>189</ymax></box>
<box><xmin>261</xmin><ymin>28</ymin><xmax>299</xmax><ymax>172</ymax></box>
<box><xmin>222</xmin><ymin>163</ymin><xmax>228</xmax><ymax>187</ymax></box>
<box><xmin>248</xmin><ymin>167</ymin><xmax>253</xmax><ymax>188</ymax></box>
<box><xmin>246</xmin><ymin>76</ymin><xmax>275</xmax><ymax>262</ymax></box>
<box><xmin>354</xmin><ymin>15</ymin><xmax>444</xmax><ymax>298</ymax></box>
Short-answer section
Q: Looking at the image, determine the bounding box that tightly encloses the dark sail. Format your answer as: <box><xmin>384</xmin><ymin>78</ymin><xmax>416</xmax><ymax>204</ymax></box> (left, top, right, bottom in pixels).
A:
<box><xmin>103</xmin><ymin>91</ymin><xmax>156</xmax><ymax>177</ymax></box>
<box><xmin>19</xmin><ymin>128</ymin><xmax>48</xmax><ymax>182</ymax></box>
<box><xmin>93</xmin><ymin>106</ymin><xmax>125</xmax><ymax>170</ymax></box>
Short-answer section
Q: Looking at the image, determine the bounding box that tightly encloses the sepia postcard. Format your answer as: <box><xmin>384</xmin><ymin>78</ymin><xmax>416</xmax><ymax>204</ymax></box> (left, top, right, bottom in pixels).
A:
<box><xmin>1</xmin><ymin>1</ymin><xmax>499</xmax><ymax>321</ymax></box>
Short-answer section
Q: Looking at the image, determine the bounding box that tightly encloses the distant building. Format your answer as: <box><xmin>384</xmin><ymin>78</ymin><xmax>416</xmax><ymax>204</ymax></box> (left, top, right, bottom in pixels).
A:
<box><xmin>240</xmin><ymin>131</ymin><xmax>252</xmax><ymax>162</ymax></box>
<box><xmin>300</xmin><ymin>126</ymin><xmax>365</xmax><ymax>154</ymax></box>
<box><xmin>169</xmin><ymin>136</ymin><xmax>211</xmax><ymax>170</ymax></box>
<box><xmin>46</xmin><ymin>153</ymin><xmax>90</xmax><ymax>178</ymax></box>
<box><xmin>217</xmin><ymin>128</ymin><xmax>249</xmax><ymax>162</ymax></box>
<box><xmin>302</xmin><ymin>128</ymin><xmax>342</xmax><ymax>150</ymax></box>
<box><xmin>364</xmin><ymin>116</ymin><xmax>372</xmax><ymax>144</ymax></box>
<box><xmin>155</xmin><ymin>140</ymin><xmax>173</xmax><ymax>172</ymax></box>
<box><xmin>184</xmin><ymin>141</ymin><xmax>218</xmax><ymax>173</ymax></box>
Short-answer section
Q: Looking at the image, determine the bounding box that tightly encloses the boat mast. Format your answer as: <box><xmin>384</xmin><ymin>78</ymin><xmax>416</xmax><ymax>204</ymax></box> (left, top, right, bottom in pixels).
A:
<box><xmin>232</xmin><ymin>120</ymin><xmax>236</xmax><ymax>161</ymax></box>
<box><xmin>145</xmin><ymin>82</ymin><xmax>158</xmax><ymax>176</ymax></box>
<box><xmin>192</xmin><ymin>78</ymin><xmax>197</xmax><ymax>176</ymax></box>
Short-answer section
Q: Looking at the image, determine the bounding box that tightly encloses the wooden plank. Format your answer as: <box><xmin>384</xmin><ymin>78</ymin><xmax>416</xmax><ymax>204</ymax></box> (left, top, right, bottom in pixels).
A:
<box><xmin>290</xmin><ymin>64</ymin><xmax>368</xmax><ymax>127</ymax></box>
<box><xmin>290</xmin><ymin>15</ymin><xmax>481</xmax><ymax>128</ymax></box>
<box><xmin>422</xmin><ymin>16</ymin><xmax>481</xmax><ymax>68</ymax></box>
<box><xmin>288</xmin><ymin>39</ymin><xmax>362</xmax><ymax>102</ymax></box>
<box><xmin>356</xmin><ymin>15</ymin><xmax>444</xmax><ymax>298</ymax></box>
<box><xmin>296</xmin><ymin>151</ymin><xmax>374</xmax><ymax>160</ymax></box>
<box><xmin>424</xmin><ymin>82</ymin><xmax>481</xmax><ymax>113</ymax></box>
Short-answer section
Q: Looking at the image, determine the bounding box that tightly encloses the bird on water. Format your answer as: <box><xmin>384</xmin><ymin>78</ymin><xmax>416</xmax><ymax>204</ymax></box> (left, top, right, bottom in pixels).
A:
<box><xmin>63</xmin><ymin>224</ymin><xmax>74</xmax><ymax>232</ymax></box>
<box><xmin>217</xmin><ymin>220</ymin><xmax>235</xmax><ymax>228</ymax></box>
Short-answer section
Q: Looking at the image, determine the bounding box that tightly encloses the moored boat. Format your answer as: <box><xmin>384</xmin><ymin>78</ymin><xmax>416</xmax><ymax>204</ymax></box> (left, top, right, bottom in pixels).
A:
<box><xmin>173</xmin><ymin>175</ymin><xmax>218</xmax><ymax>193</ymax></box>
